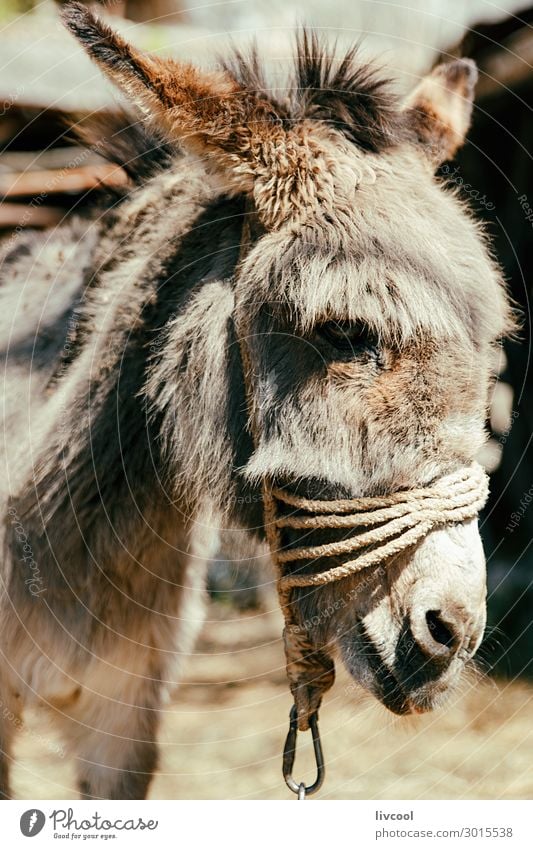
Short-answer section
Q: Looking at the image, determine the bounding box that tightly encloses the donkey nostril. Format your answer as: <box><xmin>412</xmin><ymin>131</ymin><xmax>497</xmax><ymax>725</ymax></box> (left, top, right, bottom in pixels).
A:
<box><xmin>426</xmin><ymin>610</ymin><xmax>465</xmax><ymax>654</ymax></box>
<box><xmin>410</xmin><ymin>603</ymin><xmax>470</xmax><ymax>661</ymax></box>
<box><xmin>426</xmin><ymin>610</ymin><xmax>457</xmax><ymax>648</ymax></box>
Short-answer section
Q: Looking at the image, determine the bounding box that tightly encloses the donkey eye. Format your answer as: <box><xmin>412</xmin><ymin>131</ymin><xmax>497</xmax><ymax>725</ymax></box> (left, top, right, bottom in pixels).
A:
<box><xmin>315</xmin><ymin>320</ymin><xmax>378</xmax><ymax>355</ymax></box>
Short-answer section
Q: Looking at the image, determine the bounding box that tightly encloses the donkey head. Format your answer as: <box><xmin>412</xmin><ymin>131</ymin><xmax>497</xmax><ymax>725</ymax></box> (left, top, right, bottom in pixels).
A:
<box><xmin>64</xmin><ymin>4</ymin><xmax>511</xmax><ymax>715</ymax></box>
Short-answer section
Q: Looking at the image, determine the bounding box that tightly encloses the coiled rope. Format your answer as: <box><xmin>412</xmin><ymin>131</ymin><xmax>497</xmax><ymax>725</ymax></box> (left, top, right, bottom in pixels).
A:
<box><xmin>263</xmin><ymin>463</ymin><xmax>489</xmax><ymax>730</ymax></box>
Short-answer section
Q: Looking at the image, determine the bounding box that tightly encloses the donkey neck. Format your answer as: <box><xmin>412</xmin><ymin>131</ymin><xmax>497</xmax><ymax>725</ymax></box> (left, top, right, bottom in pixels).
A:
<box><xmin>15</xmin><ymin>160</ymin><xmax>263</xmax><ymax>552</ymax></box>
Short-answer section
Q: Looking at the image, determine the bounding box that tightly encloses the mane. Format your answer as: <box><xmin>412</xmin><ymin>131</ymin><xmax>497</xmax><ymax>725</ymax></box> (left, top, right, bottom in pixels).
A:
<box><xmin>72</xmin><ymin>31</ymin><xmax>408</xmax><ymax>191</ymax></box>
<box><xmin>223</xmin><ymin>30</ymin><xmax>409</xmax><ymax>154</ymax></box>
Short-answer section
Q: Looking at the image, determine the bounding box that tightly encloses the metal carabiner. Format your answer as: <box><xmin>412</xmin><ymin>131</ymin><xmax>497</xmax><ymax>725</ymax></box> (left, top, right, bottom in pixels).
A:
<box><xmin>282</xmin><ymin>704</ymin><xmax>325</xmax><ymax>798</ymax></box>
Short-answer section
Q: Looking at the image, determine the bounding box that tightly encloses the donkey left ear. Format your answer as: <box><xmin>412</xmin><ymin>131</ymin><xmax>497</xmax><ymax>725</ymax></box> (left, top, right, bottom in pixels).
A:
<box><xmin>404</xmin><ymin>59</ymin><xmax>478</xmax><ymax>167</ymax></box>
<box><xmin>61</xmin><ymin>2</ymin><xmax>278</xmax><ymax>191</ymax></box>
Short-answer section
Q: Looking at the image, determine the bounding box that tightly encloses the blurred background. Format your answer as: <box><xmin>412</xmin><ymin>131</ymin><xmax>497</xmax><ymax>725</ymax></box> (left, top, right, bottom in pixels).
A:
<box><xmin>1</xmin><ymin>0</ymin><xmax>531</xmax><ymax>799</ymax></box>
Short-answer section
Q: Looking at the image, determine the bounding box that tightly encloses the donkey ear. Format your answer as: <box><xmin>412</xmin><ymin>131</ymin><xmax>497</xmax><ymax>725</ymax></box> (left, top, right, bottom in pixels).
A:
<box><xmin>404</xmin><ymin>59</ymin><xmax>478</xmax><ymax>167</ymax></box>
<box><xmin>61</xmin><ymin>2</ymin><xmax>276</xmax><ymax>187</ymax></box>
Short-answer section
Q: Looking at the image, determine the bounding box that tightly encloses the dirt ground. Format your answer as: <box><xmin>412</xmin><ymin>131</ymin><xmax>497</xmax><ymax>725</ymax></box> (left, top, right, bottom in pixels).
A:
<box><xmin>11</xmin><ymin>601</ymin><xmax>533</xmax><ymax>800</ymax></box>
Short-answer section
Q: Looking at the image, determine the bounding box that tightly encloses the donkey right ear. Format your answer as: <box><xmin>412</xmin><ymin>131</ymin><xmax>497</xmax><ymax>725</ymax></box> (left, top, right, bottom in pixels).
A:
<box><xmin>404</xmin><ymin>59</ymin><xmax>478</xmax><ymax>167</ymax></box>
<box><xmin>62</xmin><ymin>2</ymin><xmax>278</xmax><ymax>189</ymax></box>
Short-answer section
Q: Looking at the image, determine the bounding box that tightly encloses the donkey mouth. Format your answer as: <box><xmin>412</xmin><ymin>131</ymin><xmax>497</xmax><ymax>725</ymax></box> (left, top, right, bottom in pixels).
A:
<box><xmin>354</xmin><ymin>621</ymin><xmax>412</xmax><ymax>715</ymax></box>
<box><xmin>350</xmin><ymin>621</ymin><xmax>437</xmax><ymax>716</ymax></box>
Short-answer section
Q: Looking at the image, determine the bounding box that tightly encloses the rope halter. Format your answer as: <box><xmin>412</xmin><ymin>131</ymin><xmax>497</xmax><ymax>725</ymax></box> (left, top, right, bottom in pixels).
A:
<box><xmin>264</xmin><ymin>462</ymin><xmax>489</xmax><ymax>733</ymax></box>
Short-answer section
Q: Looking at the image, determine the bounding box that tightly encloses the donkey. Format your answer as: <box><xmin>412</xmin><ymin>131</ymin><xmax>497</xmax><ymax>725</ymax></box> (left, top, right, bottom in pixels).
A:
<box><xmin>0</xmin><ymin>2</ymin><xmax>511</xmax><ymax>799</ymax></box>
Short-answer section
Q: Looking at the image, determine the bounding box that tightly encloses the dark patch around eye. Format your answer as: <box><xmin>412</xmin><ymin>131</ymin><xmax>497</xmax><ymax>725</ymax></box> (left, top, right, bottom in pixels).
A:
<box><xmin>315</xmin><ymin>320</ymin><xmax>380</xmax><ymax>358</ymax></box>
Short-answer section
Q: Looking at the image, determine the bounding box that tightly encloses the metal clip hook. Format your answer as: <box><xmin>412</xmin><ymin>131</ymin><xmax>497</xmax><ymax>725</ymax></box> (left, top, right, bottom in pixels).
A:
<box><xmin>282</xmin><ymin>704</ymin><xmax>325</xmax><ymax>798</ymax></box>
